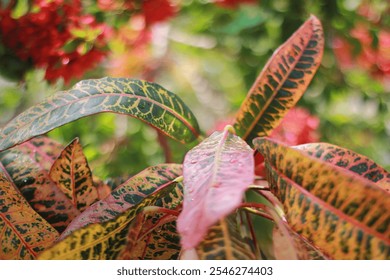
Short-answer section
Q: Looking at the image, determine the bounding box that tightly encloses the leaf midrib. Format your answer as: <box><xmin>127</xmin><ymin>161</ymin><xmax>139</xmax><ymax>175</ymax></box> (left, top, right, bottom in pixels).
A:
<box><xmin>0</xmin><ymin>92</ymin><xmax>199</xmax><ymax>148</ymax></box>
<box><xmin>241</xmin><ymin>21</ymin><xmax>314</xmax><ymax>140</ymax></box>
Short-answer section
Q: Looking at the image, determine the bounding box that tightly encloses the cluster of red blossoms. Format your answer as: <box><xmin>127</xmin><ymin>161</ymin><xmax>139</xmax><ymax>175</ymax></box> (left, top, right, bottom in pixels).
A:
<box><xmin>332</xmin><ymin>4</ymin><xmax>390</xmax><ymax>85</ymax></box>
<box><xmin>0</xmin><ymin>0</ymin><xmax>110</xmax><ymax>83</ymax></box>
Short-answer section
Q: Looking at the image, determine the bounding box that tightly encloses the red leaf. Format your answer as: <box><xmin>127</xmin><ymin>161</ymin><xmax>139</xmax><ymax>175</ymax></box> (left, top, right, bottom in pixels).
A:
<box><xmin>177</xmin><ymin>128</ymin><xmax>254</xmax><ymax>249</ymax></box>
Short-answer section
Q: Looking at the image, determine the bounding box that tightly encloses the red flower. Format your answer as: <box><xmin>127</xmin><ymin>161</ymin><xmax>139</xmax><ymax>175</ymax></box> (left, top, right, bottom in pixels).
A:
<box><xmin>332</xmin><ymin>4</ymin><xmax>390</xmax><ymax>84</ymax></box>
<box><xmin>0</xmin><ymin>0</ymin><xmax>110</xmax><ymax>83</ymax></box>
<box><xmin>142</xmin><ymin>0</ymin><xmax>176</xmax><ymax>25</ymax></box>
<box><xmin>254</xmin><ymin>107</ymin><xmax>320</xmax><ymax>177</ymax></box>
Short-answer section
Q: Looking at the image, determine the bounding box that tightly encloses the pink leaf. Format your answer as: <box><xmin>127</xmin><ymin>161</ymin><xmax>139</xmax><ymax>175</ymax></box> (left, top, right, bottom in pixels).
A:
<box><xmin>177</xmin><ymin>128</ymin><xmax>254</xmax><ymax>249</ymax></box>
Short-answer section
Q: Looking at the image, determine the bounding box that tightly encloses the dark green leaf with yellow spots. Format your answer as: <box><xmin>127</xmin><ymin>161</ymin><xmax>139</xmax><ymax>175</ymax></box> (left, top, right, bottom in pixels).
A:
<box><xmin>0</xmin><ymin>170</ymin><xmax>59</xmax><ymax>259</ymax></box>
<box><xmin>234</xmin><ymin>16</ymin><xmax>324</xmax><ymax>144</ymax></box>
<box><xmin>38</xmin><ymin>179</ymin><xmax>178</xmax><ymax>259</ymax></box>
<box><xmin>60</xmin><ymin>164</ymin><xmax>182</xmax><ymax>239</ymax></box>
<box><xmin>195</xmin><ymin>213</ymin><xmax>256</xmax><ymax>260</ymax></box>
<box><xmin>0</xmin><ymin>77</ymin><xmax>201</xmax><ymax>152</ymax></box>
<box><xmin>0</xmin><ymin>140</ymin><xmax>80</xmax><ymax>233</ymax></box>
<box><xmin>254</xmin><ymin>137</ymin><xmax>390</xmax><ymax>259</ymax></box>
<box><xmin>296</xmin><ymin>142</ymin><xmax>390</xmax><ymax>192</ymax></box>
<box><xmin>49</xmin><ymin>138</ymin><xmax>99</xmax><ymax>212</ymax></box>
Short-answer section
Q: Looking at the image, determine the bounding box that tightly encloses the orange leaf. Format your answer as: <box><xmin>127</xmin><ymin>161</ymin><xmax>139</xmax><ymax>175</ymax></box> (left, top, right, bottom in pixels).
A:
<box><xmin>234</xmin><ymin>15</ymin><xmax>324</xmax><ymax>144</ymax></box>
<box><xmin>0</xmin><ymin>139</ymin><xmax>80</xmax><ymax>233</ymax></box>
<box><xmin>0</xmin><ymin>171</ymin><xmax>58</xmax><ymax>259</ymax></box>
<box><xmin>49</xmin><ymin>138</ymin><xmax>99</xmax><ymax>211</ymax></box>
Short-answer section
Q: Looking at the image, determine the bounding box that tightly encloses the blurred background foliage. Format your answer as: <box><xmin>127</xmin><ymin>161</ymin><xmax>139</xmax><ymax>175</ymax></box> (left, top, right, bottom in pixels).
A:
<box><xmin>0</xmin><ymin>0</ymin><xmax>389</xmax><ymax>179</ymax></box>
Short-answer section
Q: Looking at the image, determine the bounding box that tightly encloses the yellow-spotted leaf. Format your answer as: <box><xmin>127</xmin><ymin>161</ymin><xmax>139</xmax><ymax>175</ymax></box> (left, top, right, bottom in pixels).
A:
<box><xmin>295</xmin><ymin>143</ymin><xmax>390</xmax><ymax>192</ymax></box>
<box><xmin>254</xmin><ymin>137</ymin><xmax>390</xmax><ymax>259</ymax></box>
<box><xmin>0</xmin><ymin>170</ymin><xmax>59</xmax><ymax>259</ymax></box>
<box><xmin>0</xmin><ymin>77</ymin><xmax>201</xmax><ymax>152</ymax></box>
<box><xmin>234</xmin><ymin>16</ymin><xmax>324</xmax><ymax>144</ymax></box>
<box><xmin>60</xmin><ymin>164</ymin><xmax>182</xmax><ymax>239</ymax></box>
<box><xmin>49</xmin><ymin>138</ymin><xmax>98</xmax><ymax>211</ymax></box>
<box><xmin>38</xmin><ymin>180</ymin><xmax>178</xmax><ymax>260</ymax></box>
<box><xmin>195</xmin><ymin>213</ymin><xmax>256</xmax><ymax>260</ymax></box>
<box><xmin>177</xmin><ymin>128</ymin><xmax>254</xmax><ymax>250</ymax></box>
<box><xmin>119</xmin><ymin>210</ymin><xmax>181</xmax><ymax>260</ymax></box>
<box><xmin>0</xmin><ymin>141</ymin><xmax>80</xmax><ymax>233</ymax></box>
<box><xmin>118</xmin><ymin>183</ymin><xmax>183</xmax><ymax>260</ymax></box>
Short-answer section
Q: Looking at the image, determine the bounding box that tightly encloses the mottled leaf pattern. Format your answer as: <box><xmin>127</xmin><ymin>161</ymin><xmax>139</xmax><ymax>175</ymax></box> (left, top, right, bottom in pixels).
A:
<box><xmin>0</xmin><ymin>77</ymin><xmax>201</xmax><ymax>152</ymax></box>
<box><xmin>18</xmin><ymin>136</ymin><xmax>64</xmax><ymax>171</ymax></box>
<box><xmin>0</xmin><ymin>142</ymin><xmax>80</xmax><ymax>233</ymax></box>
<box><xmin>60</xmin><ymin>164</ymin><xmax>182</xmax><ymax>239</ymax></box>
<box><xmin>195</xmin><ymin>213</ymin><xmax>256</xmax><ymax>260</ymax></box>
<box><xmin>177</xmin><ymin>130</ymin><xmax>254</xmax><ymax>249</ymax></box>
<box><xmin>254</xmin><ymin>137</ymin><xmax>390</xmax><ymax>259</ymax></box>
<box><xmin>296</xmin><ymin>143</ymin><xmax>390</xmax><ymax>192</ymax></box>
<box><xmin>0</xmin><ymin>171</ymin><xmax>59</xmax><ymax>259</ymax></box>
<box><xmin>119</xmin><ymin>183</ymin><xmax>183</xmax><ymax>260</ymax></box>
<box><xmin>234</xmin><ymin>16</ymin><xmax>324</xmax><ymax>143</ymax></box>
<box><xmin>38</xmin><ymin>181</ymin><xmax>177</xmax><ymax>259</ymax></box>
<box><xmin>49</xmin><ymin>138</ymin><xmax>98</xmax><ymax>211</ymax></box>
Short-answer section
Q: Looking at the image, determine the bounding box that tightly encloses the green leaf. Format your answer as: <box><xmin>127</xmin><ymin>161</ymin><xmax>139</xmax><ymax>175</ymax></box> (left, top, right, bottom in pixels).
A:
<box><xmin>254</xmin><ymin>137</ymin><xmax>390</xmax><ymax>259</ymax></box>
<box><xmin>10</xmin><ymin>0</ymin><xmax>29</xmax><ymax>19</ymax></box>
<box><xmin>234</xmin><ymin>16</ymin><xmax>324</xmax><ymax>144</ymax></box>
<box><xmin>49</xmin><ymin>138</ymin><xmax>99</xmax><ymax>211</ymax></box>
<box><xmin>0</xmin><ymin>170</ymin><xmax>59</xmax><ymax>259</ymax></box>
<box><xmin>0</xmin><ymin>77</ymin><xmax>201</xmax><ymax>152</ymax></box>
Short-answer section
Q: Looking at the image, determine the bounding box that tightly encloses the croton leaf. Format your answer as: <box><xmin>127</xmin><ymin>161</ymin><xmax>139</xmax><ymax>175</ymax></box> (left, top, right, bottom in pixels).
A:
<box><xmin>177</xmin><ymin>128</ymin><xmax>254</xmax><ymax>249</ymax></box>
<box><xmin>295</xmin><ymin>142</ymin><xmax>390</xmax><ymax>192</ymax></box>
<box><xmin>17</xmin><ymin>136</ymin><xmax>65</xmax><ymax>171</ymax></box>
<box><xmin>234</xmin><ymin>15</ymin><xmax>324</xmax><ymax>144</ymax></box>
<box><xmin>195</xmin><ymin>213</ymin><xmax>256</xmax><ymax>260</ymax></box>
<box><xmin>119</xmin><ymin>208</ymin><xmax>181</xmax><ymax>260</ymax></box>
<box><xmin>0</xmin><ymin>77</ymin><xmax>201</xmax><ymax>152</ymax></box>
<box><xmin>49</xmin><ymin>138</ymin><xmax>99</xmax><ymax>211</ymax></box>
<box><xmin>38</xmin><ymin>179</ymin><xmax>178</xmax><ymax>259</ymax></box>
<box><xmin>254</xmin><ymin>137</ymin><xmax>390</xmax><ymax>259</ymax></box>
<box><xmin>0</xmin><ymin>140</ymin><xmax>80</xmax><ymax>233</ymax></box>
<box><xmin>0</xmin><ymin>170</ymin><xmax>59</xmax><ymax>259</ymax></box>
<box><xmin>60</xmin><ymin>164</ymin><xmax>182</xmax><ymax>239</ymax></box>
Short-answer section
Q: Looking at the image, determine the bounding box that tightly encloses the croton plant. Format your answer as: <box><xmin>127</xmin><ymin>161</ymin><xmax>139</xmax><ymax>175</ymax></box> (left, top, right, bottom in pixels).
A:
<box><xmin>0</xmin><ymin>16</ymin><xmax>389</xmax><ymax>260</ymax></box>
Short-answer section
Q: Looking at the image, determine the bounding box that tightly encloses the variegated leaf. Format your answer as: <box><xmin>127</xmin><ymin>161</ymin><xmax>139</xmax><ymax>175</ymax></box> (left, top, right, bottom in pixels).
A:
<box><xmin>0</xmin><ymin>170</ymin><xmax>59</xmax><ymax>259</ymax></box>
<box><xmin>254</xmin><ymin>137</ymin><xmax>390</xmax><ymax>259</ymax></box>
<box><xmin>60</xmin><ymin>164</ymin><xmax>182</xmax><ymax>239</ymax></box>
<box><xmin>295</xmin><ymin>142</ymin><xmax>390</xmax><ymax>192</ymax></box>
<box><xmin>38</xmin><ymin>181</ymin><xmax>177</xmax><ymax>259</ymax></box>
<box><xmin>49</xmin><ymin>138</ymin><xmax>98</xmax><ymax>211</ymax></box>
<box><xmin>0</xmin><ymin>77</ymin><xmax>201</xmax><ymax>152</ymax></box>
<box><xmin>0</xmin><ymin>142</ymin><xmax>80</xmax><ymax>233</ymax></box>
<box><xmin>177</xmin><ymin>129</ymin><xmax>254</xmax><ymax>249</ymax></box>
<box><xmin>17</xmin><ymin>136</ymin><xmax>64</xmax><ymax>171</ymax></box>
<box><xmin>118</xmin><ymin>182</ymin><xmax>183</xmax><ymax>260</ymax></box>
<box><xmin>195</xmin><ymin>213</ymin><xmax>256</xmax><ymax>260</ymax></box>
<box><xmin>234</xmin><ymin>16</ymin><xmax>324</xmax><ymax>144</ymax></box>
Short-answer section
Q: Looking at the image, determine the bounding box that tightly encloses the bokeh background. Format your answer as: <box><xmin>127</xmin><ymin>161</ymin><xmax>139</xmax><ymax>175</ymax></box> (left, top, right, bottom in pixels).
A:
<box><xmin>1</xmin><ymin>0</ymin><xmax>389</xmax><ymax>179</ymax></box>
